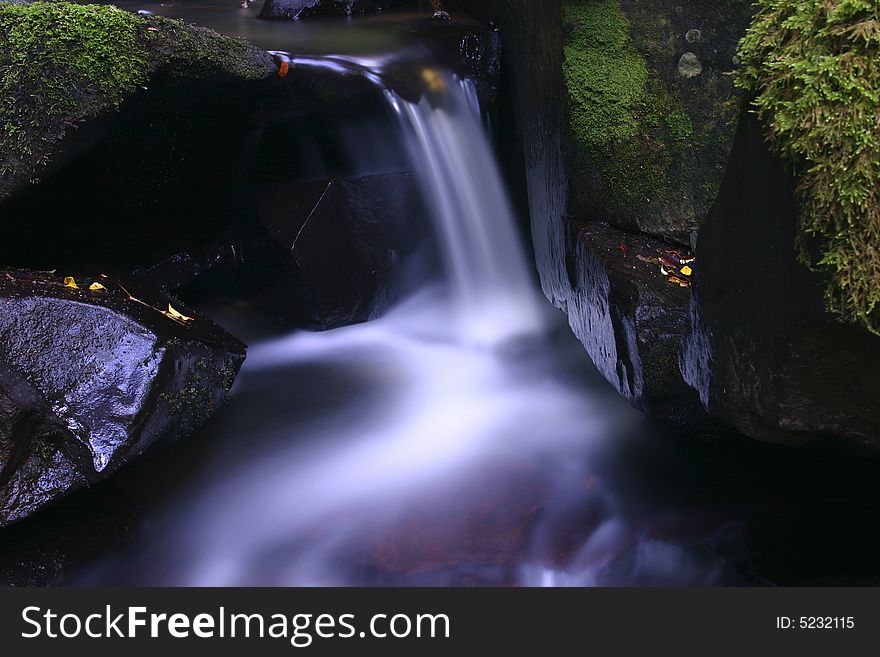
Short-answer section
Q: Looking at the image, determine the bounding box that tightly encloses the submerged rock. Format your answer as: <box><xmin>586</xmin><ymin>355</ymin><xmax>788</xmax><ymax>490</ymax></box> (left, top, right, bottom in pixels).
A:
<box><xmin>0</xmin><ymin>272</ymin><xmax>245</xmax><ymax>527</ymax></box>
<box><xmin>255</xmin><ymin>174</ymin><xmax>423</xmax><ymax>328</ymax></box>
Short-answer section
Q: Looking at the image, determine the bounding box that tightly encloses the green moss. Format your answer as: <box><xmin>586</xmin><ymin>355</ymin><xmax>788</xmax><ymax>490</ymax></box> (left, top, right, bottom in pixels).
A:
<box><xmin>0</xmin><ymin>2</ymin><xmax>274</xmax><ymax>195</ymax></box>
<box><xmin>666</xmin><ymin>109</ymin><xmax>694</xmax><ymax>146</ymax></box>
<box><xmin>563</xmin><ymin>0</ymin><xmax>695</xmax><ymax>212</ymax></box>
<box><xmin>159</xmin><ymin>365</ymin><xmax>212</xmax><ymax>422</ymax></box>
<box><xmin>736</xmin><ymin>0</ymin><xmax>880</xmax><ymax>332</ymax></box>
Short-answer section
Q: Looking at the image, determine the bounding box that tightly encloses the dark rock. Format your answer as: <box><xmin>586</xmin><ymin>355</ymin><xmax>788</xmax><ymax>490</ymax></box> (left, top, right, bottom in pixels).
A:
<box><xmin>376</xmin><ymin>19</ymin><xmax>502</xmax><ymax>109</ymax></box>
<box><xmin>259</xmin><ymin>0</ymin><xmax>409</xmax><ymax>20</ymax></box>
<box><xmin>456</xmin><ymin>25</ymin><xmax>501</xmax><ymax>108</ymax></box>
<box><xmin>560</xmin><ymin>221</ymin><xmax>709</xmax><ymax>426</ymax></box>
<box><xmin>446</xmin><ymin>1</ymin><xmax>880</xmax><ymax>452</ymax></box>
<box><xmin>0</xmin><ymin>479</ymin><xmax>136</xmax><ymax>586</ymax></box>
<box><xmin>255</xmin><ymin>174</ymin><xmax>423</xmax><ymax>328</ymax></box>
<box><xmin>258</xmin><ymin>0</ymin><xmax>321</xmax><ymax>19</ymax></box>
<box><xmin>0</xmin><ymin>271</ymin><xmax>245</xmax><ymax>527</ymax></box>
<box><xmin>681</xmin><ymin>114</ymin><xmax>880</xmax><ymax>450</ymax></box>
<box><xmin>0</xmin><ymin>72</ymin><xmax>281</xmax><ymax>273</ymax></box>
<box><xmin>0</xmin><ymin>4</ymin><xmax>276</xmax><ymax>207</ymax></box>
<box><xmin>453</xmin><ymin>0</ymin><xmax>569</xmax><ymax>309</ymax></box>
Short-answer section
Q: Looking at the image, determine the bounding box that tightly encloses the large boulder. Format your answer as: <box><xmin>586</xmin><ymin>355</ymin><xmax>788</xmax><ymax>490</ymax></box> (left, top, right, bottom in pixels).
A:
<box><xmin>562</xmin><ymin>0</ymin><xmax>754</xmax><ymax>246</ymax></box>
<box><xmin>681</xmin><ymin>115</ymin><xmax>880</xmax><ymax>450</ymax></box>
<box><xmin>254</xmin><ymin>174</ymin><xmax>423</xmax><ymax>328</ymax></box>
<box><xmin>561</xmin><ymin>222</ymin><xmax>709</xmax><ymax>427</ymax></box>
<box><xmin>0</xmin><ymin>2</ymin><xmax>275</xmax><ymax>207</ymax></box>
<box><xmin>0</xmin><ymin>271</ymin><xmax>245</xmax><ymax>527</ymax></box>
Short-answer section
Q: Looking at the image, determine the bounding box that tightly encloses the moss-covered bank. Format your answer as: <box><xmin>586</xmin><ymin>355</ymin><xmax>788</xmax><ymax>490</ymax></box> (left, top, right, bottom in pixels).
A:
<box><xmin>0</xmin><ymin>1</ymin><xmax>275</xmax><ymax>201</ymax></box>
<box><xmin>563</xmin><ymin>0</ymin><xmax>752</xmax><ymax>245</ymax></box>
<box><xmin>736</xmin><ymin>0</ymin><xmax>880</xmax><ymax>334</ymax></box>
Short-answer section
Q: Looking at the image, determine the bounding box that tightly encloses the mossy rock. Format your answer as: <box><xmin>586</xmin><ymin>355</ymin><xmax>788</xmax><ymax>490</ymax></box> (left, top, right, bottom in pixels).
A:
<box><xmin>0</xmin><ymin>1</ymin><xmax>276</xmax><ymax>203</ymax></box>
<box><xmin>735</xmin><ymin>0</ymin><xmax>880</xmax><ymax>334</ymax></box>
<box><xmin>563</xmin><ymin>0</ymin><xmax>753</xmax><ymax>246</ymax></box>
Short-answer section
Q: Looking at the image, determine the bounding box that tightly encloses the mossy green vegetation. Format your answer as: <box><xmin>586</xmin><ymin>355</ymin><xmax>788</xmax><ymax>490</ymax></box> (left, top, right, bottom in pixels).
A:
<box><xmin>0</xmin><ymin>1</ymin><xmax>274</xmax><ymax>198</ymax></box>
<box><xmin>563</xmin><ymin>0</ymin><xmax>665</xmax><ymax>208</ymax></box>
<box><xmin>563</xmin><ymin>0</ymin><xmax>670</xmax><ymax>211</ymax></box>
<box><xmin>736</xmin><ymin>0</ymin><xmax>880</xmax><ymax>332</ymax></box>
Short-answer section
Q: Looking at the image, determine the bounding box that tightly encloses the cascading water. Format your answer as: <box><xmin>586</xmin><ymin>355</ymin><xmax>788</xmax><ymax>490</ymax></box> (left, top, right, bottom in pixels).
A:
<box><xmin>386</xmin><ymin>77</ymin><xmax>544</xmax><ymax>343</ymax></box>
<box><xmin>78</xmin><ymin>53</ymin><xmax>738</xmax><ymax>587</ymax></box>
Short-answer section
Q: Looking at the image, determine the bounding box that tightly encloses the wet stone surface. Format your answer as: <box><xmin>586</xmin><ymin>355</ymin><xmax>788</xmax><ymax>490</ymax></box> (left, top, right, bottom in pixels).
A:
<box><xmin>0</xmin><ymin>271</ymin><xmax>245</xmax><ymax>528</ymax></box>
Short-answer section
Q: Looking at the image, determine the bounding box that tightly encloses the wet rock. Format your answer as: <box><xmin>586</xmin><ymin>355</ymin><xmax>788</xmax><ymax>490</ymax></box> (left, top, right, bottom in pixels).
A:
<box><xmin>0</xmin><ymin>4</ymin><xmax>276</xmax><ymax>207</ymax></box>
<box><xmin>560</xmin><ymin>222</ymin><xmax>709</xmax><ymax>426</ymax></box>
<box><xmin>258</xmin><ymin>0</ymin><xmax>321</xmax><ymax>19</ymax></box>
<box><xmin>259</xmin><ymin>0</ymin><xmax>408</xmax><ymax>20</ymax></box>
<box><xmin>682</xmin><ymin>114</ymin><xmax>880</xmax><ymax>450</ymax></box>
<box><xmin>0</xmin><ymin>480</ymin><xmax>136</xmax><ymax>586</ymax></box>
<box><xmin>0</xmin><ymin>272</ymin><xmax>245</xmax><ymax>527</ymax></box>
<box><xmin>255</xmin><ymin>174</ymin><xmax>423</xmax><ymax>328</ymax></box>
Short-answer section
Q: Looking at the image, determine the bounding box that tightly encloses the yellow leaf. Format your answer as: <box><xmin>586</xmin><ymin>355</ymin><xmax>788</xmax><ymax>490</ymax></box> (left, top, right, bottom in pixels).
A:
<box><xmin>165</xmin><ymin>304</ymin><xmax>195</xmax><ymax>324</ymax></box>
<box><xmin>63</xmin><ymin>276</ymin><xmax>78</xmax><ymax>289</ymax></box>
<box><xmin>89</xmin><ymin>282</ymin><xmax>107</xmax><ymax>292</ymax></box>
<box><xmin>680</xmin><ymin>265</ymin><xmax>693</xmax><ymax>277</ymax></box>
<box><xmin>421</xmin><ymin>67</ymin><xmax>446</xmax><ymax>93</ymax></box>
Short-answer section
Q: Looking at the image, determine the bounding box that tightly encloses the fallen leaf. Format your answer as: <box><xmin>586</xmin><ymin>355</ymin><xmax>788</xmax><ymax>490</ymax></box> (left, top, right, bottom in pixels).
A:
<box><xmin>164</xmin><ymin>304</ymin><xmax>195</xmax><ymax>325</ymax></box>
<box><xmin>658</xmin><ymin>254</ymin><xmax>679</xmax><ymax>271</ymax></box>
<box><xmin>617</xmin><ymin>242</ymin><xmax>629</xmax><ymax>256</ymax></box>
<box><xmin>421</xmin><ymin>67</ymin><xmax>446</xmax><ymax>93</ymax></box>
<box><xmin>637</xmin><ymin>255</ymin><xmax>659</xmax><ymax>265</ymax></box>
<box><xmin>658</xmin><ymin>248</ymin><xmax>695</xmax><ymax>265</ymax></box>
<box><xmin>63</xmin><ymin>276</ymin><xmax>78</xmax><ymax>289</ymax></box>
<box><xmin>680</xmin><ymin>265</ymin><xmax>693</xmax><ymax>277</ymax></box>
<box><xmin>277</xmin><ymin>60</ymin><xmax>289</xmax><ymax>78</ymax></box>
<box><xmin>89</xmin><ymin>282</ymin><xmax>107</xmax><ymax>292</ymax></box>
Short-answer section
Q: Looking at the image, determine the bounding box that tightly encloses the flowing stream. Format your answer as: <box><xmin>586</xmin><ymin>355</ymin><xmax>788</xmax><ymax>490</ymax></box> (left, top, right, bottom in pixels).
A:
<box><xmin>75</xmin><ymin>34</ymin><xmax>743</xmax><ymax>585</ymax></box>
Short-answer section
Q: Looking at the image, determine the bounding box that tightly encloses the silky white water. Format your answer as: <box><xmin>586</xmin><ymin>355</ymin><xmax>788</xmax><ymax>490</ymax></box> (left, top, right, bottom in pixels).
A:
<box><xmin>79</xmin><ymin>73</ymin><xmax>732</xmax><ymax>586</ymax></box>
<box><xmin>387</xmin><ymin>78</ymin><xmax>544</xmax><ymax>343</ymax></box>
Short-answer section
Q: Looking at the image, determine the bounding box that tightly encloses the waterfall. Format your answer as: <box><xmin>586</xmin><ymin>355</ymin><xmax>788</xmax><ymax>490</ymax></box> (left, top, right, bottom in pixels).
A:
<box><xmin>386</xmin><ymin>75</ymin><xmax>545</xmax><ymax>344</ymax></box>
<box><xmin>278</xmin><ymin>54</ymin><xmax>544</xmax><ymax>343</ymax></box>
<box><xmin>77</xmin><ymin>55</ymin><xmax>732</xmax><ymax>588</ymax></box>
